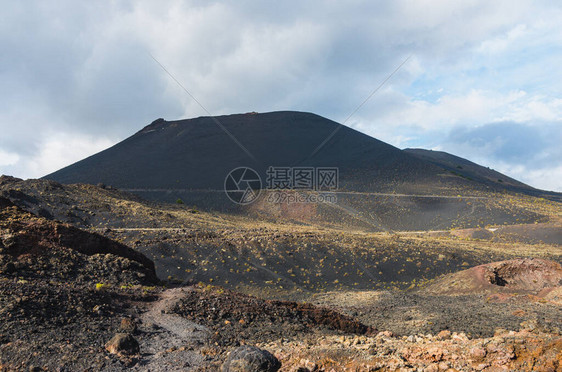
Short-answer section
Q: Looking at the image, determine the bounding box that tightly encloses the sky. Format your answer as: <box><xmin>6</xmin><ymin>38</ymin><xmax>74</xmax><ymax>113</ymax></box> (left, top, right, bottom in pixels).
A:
<box><xmin>1</xmin><ymin>1</ymin><xmax>561</xmax><ymax>191</ymax></box>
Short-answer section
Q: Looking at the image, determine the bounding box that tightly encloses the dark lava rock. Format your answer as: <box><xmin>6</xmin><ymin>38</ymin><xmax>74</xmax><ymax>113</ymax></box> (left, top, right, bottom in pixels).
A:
<box><xmin>0</xmin><ymin>199</ymin><xmax>159</xmax><ymax>286</ymax></box>
<box><xmin>0</xmin><ymin>334</ymin><xmax>9</xmax><ymax>344</ymax></box>
<box><xmin>0</xmin><ymin>196</ymin><xmax>15</xmax><ymax>208</ymax></box>
<box><xmin>173</xmin><ymin>285</ymin><xmax>373</xmax><ymax>347</ymax></box>
<box><xmin>119</xmin><ymin>317</ymin><xmax>138</xmax><ymax>333</ymax></box>
<box><xmin>222</xmin><ymin>346</ymin><xmax>281</xmax><ymax>372</ymax></box>
<box><xmin>105</xmin><ymin>333</ymin><xmax>140</xmax><ymax>355</ymax></box>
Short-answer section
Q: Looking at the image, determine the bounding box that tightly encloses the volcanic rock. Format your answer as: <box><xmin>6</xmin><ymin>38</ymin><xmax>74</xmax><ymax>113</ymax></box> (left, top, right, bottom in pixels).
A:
<box><xmin>105</xmin><ymin>333</ymin><xmax>140</xmax><ymax>355</ymax></box>
<box><xmin>222</xmin><ymin>345</ymin><xmax>281</xmax><ymax>372</ymax></box>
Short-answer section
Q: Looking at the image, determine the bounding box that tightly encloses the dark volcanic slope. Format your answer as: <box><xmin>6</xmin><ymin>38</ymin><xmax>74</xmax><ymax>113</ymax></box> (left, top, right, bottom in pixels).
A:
<box><xmin>404</xmin><ymin>148</ymin><xmax>528</xmax><ymax>188</ymax></box>
<box><xmin>405</xmin><ymin>148</ymin><xmax>561</xmax><ymax>200</ymax></box>
<box><xmin>43</xmin><ymin>111</ymin><xmax>561</xmax><ymax>228</ymax></box>
<box><xmin>45</xmin><ymin>111</ymin><xmax>465</xmax><ymax>193</ymax></box>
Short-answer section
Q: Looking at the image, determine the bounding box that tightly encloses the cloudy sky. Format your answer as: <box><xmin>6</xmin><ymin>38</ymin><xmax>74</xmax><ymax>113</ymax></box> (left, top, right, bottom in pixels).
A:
<box><xmin>1</xmin><ymin>1</ymin><xmax>561</xmax><ymax>191</ymax></box>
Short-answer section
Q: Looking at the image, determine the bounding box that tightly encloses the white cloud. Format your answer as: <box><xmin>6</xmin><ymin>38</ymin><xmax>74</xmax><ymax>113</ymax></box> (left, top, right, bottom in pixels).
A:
<box><xmin>368</xmin><ymin>89</ymin><xmax>562</xmax><ymax>132</ymax></box>
<box><xmin>477</xmin><ymin>24</ymin><xmax>529</xmax><ymax>54</ymax></box>
<box><xmin>494</xmin><ymin>163</ymin><xmax>562</xmax><ymax>192</ymax></box>
<box><xmin>0</xmin><ymin>134</ymin><xmax>115</xmax><ymax>179</ymax></box>
<box><xmin>0</xmin><ymin>150</ymin><xmax>20</xmax><ymax>167</ymax></box>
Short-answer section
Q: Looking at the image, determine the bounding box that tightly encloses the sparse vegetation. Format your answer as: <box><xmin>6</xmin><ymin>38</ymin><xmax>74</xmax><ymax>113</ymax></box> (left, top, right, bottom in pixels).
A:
<box><xmin>0</xmin><ymin>176</ymin><xmax>560</xmax><ymax>371</ymax></box>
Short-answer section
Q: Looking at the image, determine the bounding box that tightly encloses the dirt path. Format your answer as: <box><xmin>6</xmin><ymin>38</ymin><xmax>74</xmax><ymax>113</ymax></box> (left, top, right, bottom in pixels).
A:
<box><xmin>92</xmin><ymin>227</ymin><xmax>188</xmax><ymax>232</ymax></box>
<box><xmin>132</xmin><ymin>287</ymin><xmax>210</xmax><ymax>371</ymax></box>
<box><xmin>121</xmin><ymin>188</ymin><xmax>490</xmax><ymax>199</ymax></box>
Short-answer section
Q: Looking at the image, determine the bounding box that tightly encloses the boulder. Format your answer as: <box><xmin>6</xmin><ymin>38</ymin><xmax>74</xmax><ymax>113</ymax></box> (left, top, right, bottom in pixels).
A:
<box><xmin>105</xmin><ymin>333</ymin><xmax>140</xmax><ymax>355</ymax></box>
<box><xmin>222</xmin><ymin>346</ymin><xmax>281</xmax><ymax>372</ymax></box>
<box><xmin>119</xmin><ymin>317</ymin><xmax>138</xmax><ymax>334</ymax></box>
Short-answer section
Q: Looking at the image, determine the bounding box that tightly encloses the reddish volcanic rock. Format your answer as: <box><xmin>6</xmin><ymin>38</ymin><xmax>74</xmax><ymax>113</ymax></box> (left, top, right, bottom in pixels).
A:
<box><xmin>421</xmin><ymin>258</ymin><xmax>562</xmax><ymax>296</ymax></box>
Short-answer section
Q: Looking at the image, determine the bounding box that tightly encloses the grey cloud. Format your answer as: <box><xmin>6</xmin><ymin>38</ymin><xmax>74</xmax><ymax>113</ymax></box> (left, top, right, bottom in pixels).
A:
<box><xmin>444</xmin><ymin>122</ymin><xmax>562</xmax><ymax>169</ymax></box>
<box><xmin>1</xmin><ymin>0</ymin><xmax>561</xmax><ymax>189</ymax></box>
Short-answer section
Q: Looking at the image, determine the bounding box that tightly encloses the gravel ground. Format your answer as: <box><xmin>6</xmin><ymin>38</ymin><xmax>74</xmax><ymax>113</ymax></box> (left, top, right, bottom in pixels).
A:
<box><xmin>312</xmin><ymin>290</ymin><xmax>562</xmax><ymax>337</ymax></box>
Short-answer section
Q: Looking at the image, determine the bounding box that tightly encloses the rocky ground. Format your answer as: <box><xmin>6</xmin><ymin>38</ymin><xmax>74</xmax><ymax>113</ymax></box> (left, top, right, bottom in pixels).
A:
<box><xmin>307</xmin><ymin>259</ymin><xmax>562</xmax><ymax>338</ymax></box>
<box><xmin>169</xmin><ymin>284</ymin><xmax>373</xmax><ymax>348</ymax></box>
<box><xmin>312</xmin><ymin>290</ymin><xmax>562</xmax><ymax>339</ymax></box>
<box><xmin>1</xmin><ymin>176</ymin><xmax>560</xmax><ymax>296</ymax></box>
<box><xmin>0</xmin><ymin>197</ymin><xmax>374</xmax><ymax>370</ymax></box>
<box><xmin>0</xmin><ymin>197</ymin><xmax>157</xmax><ymax>286</ymax></box>
<box><xmin>0</xmin><ymin>197</ymin><xmax>158</xmax><ymax>370</ymax></box>
<box><xmin>0</xmin><ymin>178</ymin><xmax>561</xmax><ymax>371</ymax></box>
<box><xmin>0</xmin><ymin>277</ymin><xmax>153</xmax><ymax>371</ymax></box>
<box><xmin>260</xmin><ymin>328</ymin><xmax>562</xmax><ymax>371</ymax></box>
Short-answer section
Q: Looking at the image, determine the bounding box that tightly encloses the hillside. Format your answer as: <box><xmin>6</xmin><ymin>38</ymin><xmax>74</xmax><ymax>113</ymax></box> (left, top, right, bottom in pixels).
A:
<box><xmin>43</xmin><ymin>111</ymin><xmax>547</xmax><ymax>201</ymax></box>
<box><xmin>0</xmin><ymin>177</ymin><xmax>561</xmax><ymax>370</ymax></box>
<box><xmin>42</xmin><ymin>111</ymin><xmax>561</xmax><ymax>231</ymax></box>
<box><xmin>0</xmin><ymin>194</ymin><xmax>377</xmax><ymax>370</ymax></box>
<box><xmin>405</xmin><ymin>148</ymin><xmax>561</xmax><ymax>200</ymax></box>
<box><xmin>2</xmin><ymin>176</ymin><xmax>560</xmax><ymax>296</ymax></box>
<box><xmin>45</xmin><ymin>111</ymin><xmax>442</xmax><ymax>192</ymax></box>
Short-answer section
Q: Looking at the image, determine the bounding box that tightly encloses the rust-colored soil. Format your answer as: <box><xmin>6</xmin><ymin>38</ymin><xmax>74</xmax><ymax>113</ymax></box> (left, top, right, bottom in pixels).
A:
<box><xmin>422</xmin><ymin>258</ymin><xmax>562</xmax><ymax>296</ymax></box>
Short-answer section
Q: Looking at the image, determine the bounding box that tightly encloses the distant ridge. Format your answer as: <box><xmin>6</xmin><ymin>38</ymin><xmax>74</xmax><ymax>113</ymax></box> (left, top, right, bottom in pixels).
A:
<box><xmin>404</xmin><ymin>148</ymin><xmax>562</xmax><ymax>199</ymax></box>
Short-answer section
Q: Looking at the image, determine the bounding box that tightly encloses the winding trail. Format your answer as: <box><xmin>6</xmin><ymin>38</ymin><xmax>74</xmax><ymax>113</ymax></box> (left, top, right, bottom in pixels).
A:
<box><xmin>121</xmin><ymin>188</ymin><xmax>491</xmax><ymax>200</ymax></box>
<box><xmin>133</xmin><ymin>287</ymin><xmax>210</xmax><ymax>371</ymax></box>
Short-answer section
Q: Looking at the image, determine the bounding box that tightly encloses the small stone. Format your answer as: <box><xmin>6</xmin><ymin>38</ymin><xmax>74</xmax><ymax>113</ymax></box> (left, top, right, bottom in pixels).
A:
<box><xmin>93</xmin><ymin>304</ymin><xmax>110</xmax><ymax>315</ymax></box>
<box><xmin>4</xmin><ymin>262</ymin><xmax>15</xmax><ymax>273</ymax></box>
<box><xmin>119</xmin><ymin>318</ymin><xmax>137</xmax><ymax>333</ymax></box>
<box><xmin>520</xmin><ymin>319</ymin><xmax>538</xmax><ymax>332</ymax></box>
<box><xmin>105</xmin><ymin>333</ymin><xmax>140</xmax><ymax>355</ymax></box>
<box><xmin>377</xmin><ymin>331</ymin><xmax>393</xmax><ymax>338</ymax></box>
<box><xmin>486</xmin><ymin>343</ymin><xmax>498</xmax><ymax>354</ymax></box>
<box><xmin>222</xmin><ymin>345</ymin><xmax>281</xmax><ymax>372</ymax></box>
<box><xmin>470</xmin><ymin>347</ymin><xmax>486</xmax><ymax>360</ymax></box>
<box><xmin>425</xmin><ymin>364</ymin><xmax>439</xmax><ymax>372</ymax></box>
<box><xmin>436</xmin><ymin>330</ymin><xmax>451</xmax><ymax>340</ymax></box>
<box><xmin>427</xmin><ymin>347</ymin><xmax>444</xmax><ymax>362</ymax></box>
<box><xmin>0</xmin><ymin>334</ymin><xmax>9</xmax><ymax>344</ymax></box>
<box><xmin>494</xmin><ymin>328</ymin><xmax>507</xmax><ymax>336</ymax></box>
<box><xmin>474</xmin><ymin>363</ymin><xmax>489</xmax><ymax>371</ymax></box>
<box><xmin>451</xmin><ymin>333</ymin><xmax>468</xmax><ymax>343</ymax></box>
<box><xmin>299</xmin><ymin>359</ymin><xmax>317</xmax><ymax>371</ymax></box>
